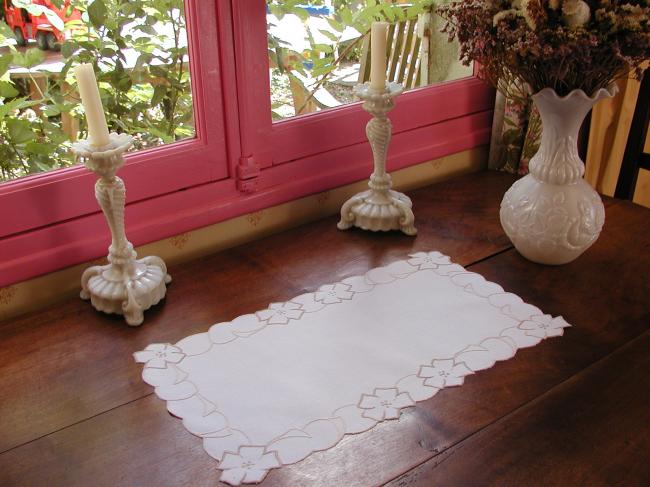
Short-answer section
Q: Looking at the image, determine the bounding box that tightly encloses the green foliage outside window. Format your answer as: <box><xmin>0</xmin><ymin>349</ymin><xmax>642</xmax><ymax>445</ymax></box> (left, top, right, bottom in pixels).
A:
<box><xmin>267</xmin><ymin>0</ymin><xmax>435</xmax><ymax>118</ymax></box>
<box><xmin>0</xmin><ymin>0</ymin><xmax>443</xmax><ymax>182</ymax></box>
<box><xmin>0</xmin><ymin>0</ymin><xmax>191</xmax><ymax>182</ymax></box>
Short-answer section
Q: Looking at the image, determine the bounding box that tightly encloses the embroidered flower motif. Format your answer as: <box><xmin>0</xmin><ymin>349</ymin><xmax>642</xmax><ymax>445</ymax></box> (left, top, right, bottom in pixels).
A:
<box><xmin>255</xmin><ymin>301</ymin><xmax>304</xmax><ymax>325</ymax></box>
<box><xmin>407</xmin><ymin>251</ymin><xmax>451</xmax><ymax>270</ymax></box>
<box><xmin>519</xmin><ymin>315</ymin><xmax>568</xmax><ymax>339</ymax></box>
<box><xmin>358</xmin><ymin>388</ymin><xmax>415</xmax><ymax>421</ymax></box>
<box><xmin>418</xmin><ymin>359</ymin><xmax>473</xmax><ymax>388</ymax></box>
<box><xmin>219</xmin><ymin>446</ymin><xmax>281</xmax><ymax>485</ymax></box>
<box><xmin>133</xmin><ymin>344</ymin><xmax>185</xmax><ymax>369</ymax></box>
<box><xmin>314</xmin><ymin>283</ymin><xmax>353</xmax><ymax>304</ymax></box>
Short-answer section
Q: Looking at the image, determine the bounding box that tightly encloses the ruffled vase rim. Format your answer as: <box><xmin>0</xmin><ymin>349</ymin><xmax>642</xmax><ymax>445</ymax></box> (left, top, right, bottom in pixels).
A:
<box><xmin>532</xmin><ymin>83</ymin><xmax>618</xmax><ymax>103</ymax></box>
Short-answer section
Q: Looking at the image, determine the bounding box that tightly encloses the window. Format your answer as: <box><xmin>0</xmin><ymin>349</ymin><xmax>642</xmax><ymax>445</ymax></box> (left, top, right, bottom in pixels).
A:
<box><xmin>267</xmin><ymin>1</ymin><xmax>473</xmax><ymax>120</ymax></box>
<box><xmin>0</xmin><ymin>0</ymin><xmax>196</xmax><ymax>183</ymax></box>
<box><xmin>234</xmin><ymin>1</ymin><xmax>493</xmax><ymax>177</ymax></box>
<box><xmin>0</xmin><ymin>0</ymin><xmax>230</xmax><ymax>284</ymax></box>
<box><xmin>0</xmin><ymin>0</ymin><xmax>494</xmax><ymax>287</ymax></box>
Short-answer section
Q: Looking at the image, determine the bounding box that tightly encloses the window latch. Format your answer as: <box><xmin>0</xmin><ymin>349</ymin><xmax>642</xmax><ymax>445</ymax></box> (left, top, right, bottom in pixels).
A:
<box><xmin>236</xmin><ymin>156</ymin><xmax>261</xmax><ymax>193</ymax></box>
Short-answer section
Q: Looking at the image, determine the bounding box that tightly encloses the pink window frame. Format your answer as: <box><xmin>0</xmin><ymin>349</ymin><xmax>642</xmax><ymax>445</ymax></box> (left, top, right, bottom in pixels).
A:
<box><xmin>0</xmin><ymin>0</ymin><xmax>229</xmax><ymax>238</ymax></box>
<box><xmin>0</xmin><ymin>0</ymin><xmax>495</xmax><ymax>288</ymax></box>
<box><xmin>232</xmin><ymin>1</ymin><xmax>495</xmax><ymax>172</ymax></box>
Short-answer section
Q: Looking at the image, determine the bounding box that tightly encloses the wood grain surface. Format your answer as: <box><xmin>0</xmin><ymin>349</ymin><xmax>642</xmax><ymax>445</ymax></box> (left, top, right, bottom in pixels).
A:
<box><xmin>1</xmin><ymin>171</ymin><xmax>647</xmax><ymax>487</ymax></box>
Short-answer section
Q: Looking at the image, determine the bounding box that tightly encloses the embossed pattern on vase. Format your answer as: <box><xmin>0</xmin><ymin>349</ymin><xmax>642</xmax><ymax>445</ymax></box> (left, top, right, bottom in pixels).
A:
<box><xmin>528</xmin><ymin>128</ymin><xmax>583</xmax><ymax>186</ymax></box>
<box><xmin>500</xmin><ymin>178</ymin><xmax>605</xmax><ymax>263</ymax></box>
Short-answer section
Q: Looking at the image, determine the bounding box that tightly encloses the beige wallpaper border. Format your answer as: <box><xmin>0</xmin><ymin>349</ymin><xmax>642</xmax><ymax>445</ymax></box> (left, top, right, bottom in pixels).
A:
<box><xmin>0</xmin><ymin>147</ymin><xmax>488</xmax><ymax>321</ymax></box>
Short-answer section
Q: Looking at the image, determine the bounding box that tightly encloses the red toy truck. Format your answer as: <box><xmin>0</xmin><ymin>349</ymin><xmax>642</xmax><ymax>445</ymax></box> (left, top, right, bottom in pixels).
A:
<box><xmin>2</xmin><ymin>0</ymin><xmax>81</xmax><ymax>51</ymax></box>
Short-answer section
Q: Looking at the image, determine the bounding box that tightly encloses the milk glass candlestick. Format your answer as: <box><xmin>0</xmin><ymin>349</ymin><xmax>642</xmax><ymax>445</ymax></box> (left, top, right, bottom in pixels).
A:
<box><xmin>337</xmin><ymin>81</ymin><xmax>417</xmax><ymax>236</ymax></box>
<box><xmin>73</xmin><ymin>66</ymin><xmax>170</xmax><ymax>326</ymax></box>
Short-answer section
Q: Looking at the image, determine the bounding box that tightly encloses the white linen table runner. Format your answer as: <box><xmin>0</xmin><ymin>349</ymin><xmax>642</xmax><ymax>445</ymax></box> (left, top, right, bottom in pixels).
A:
<box><xmin>135</xmin><ymin>251</ymin><xmax>569</xmax><ymax>485</ymax></box>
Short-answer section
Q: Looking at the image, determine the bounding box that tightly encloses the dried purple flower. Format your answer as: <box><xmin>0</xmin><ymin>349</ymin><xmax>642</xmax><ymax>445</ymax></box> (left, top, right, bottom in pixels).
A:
<box><xmin>437</xmin><ymin>0</ymin><xmax>650</xmax><ymax>96</ymax></box>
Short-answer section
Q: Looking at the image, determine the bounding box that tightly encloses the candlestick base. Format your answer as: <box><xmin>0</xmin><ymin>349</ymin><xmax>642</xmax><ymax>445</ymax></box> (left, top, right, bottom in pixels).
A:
<box><xmin>337</xmin><ymin>82</ymin><xmax>417</xmax><ymax>236</ymax></box>
<box><xmin>337</xmin><ymin>182</ymin><xmax>417</xmax><ymax>236</ymax></box>
<box><xmin>80</xmin><ymin>253</ymin><xmax>171</xmax><ymax>327</ymax></box>
<box><xmin>73</xmin><ymin>133</ymin><xmax>171</xmax><ymax>326</ymax></box>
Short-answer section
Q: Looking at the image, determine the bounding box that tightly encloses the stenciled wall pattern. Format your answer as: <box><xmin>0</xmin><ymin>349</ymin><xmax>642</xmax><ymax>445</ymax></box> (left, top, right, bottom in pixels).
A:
<box><xmin>0</xmin><ymin>148</ymin><xmax>487</xmax><ymax>321</ymax></box>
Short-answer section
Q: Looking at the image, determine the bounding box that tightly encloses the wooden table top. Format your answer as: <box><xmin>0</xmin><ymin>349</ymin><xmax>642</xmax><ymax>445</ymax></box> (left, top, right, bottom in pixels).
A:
<box><xmin>1</xmin><ymin>171</ymin><xmax>648</xmax><ymax>487</ymax></box>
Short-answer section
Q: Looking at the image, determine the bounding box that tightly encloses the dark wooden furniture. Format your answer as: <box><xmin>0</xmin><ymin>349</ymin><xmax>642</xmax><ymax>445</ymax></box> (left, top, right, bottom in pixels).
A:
<box><xmin>1</xmin><ymin>171</ymin><xmax>648</xmax><ymax>487</ymax></box>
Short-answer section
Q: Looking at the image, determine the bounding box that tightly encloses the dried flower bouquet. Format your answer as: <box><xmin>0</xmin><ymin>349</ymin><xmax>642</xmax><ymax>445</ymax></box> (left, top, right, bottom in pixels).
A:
<box><xmin>438</xmin><ymin>0</ymin><xmax>650</xmax><ymax>97</ymax></box>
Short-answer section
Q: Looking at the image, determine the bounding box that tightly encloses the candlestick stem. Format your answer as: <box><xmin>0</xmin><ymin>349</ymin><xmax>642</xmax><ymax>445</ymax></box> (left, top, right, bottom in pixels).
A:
<box><xmin>73</xmin><ymin>133</ymin><xmax>171</xmax><ymax>326</ymax></box>
<box><xmin>338</xmin><ymin>82</ymin><xmax>417</xmax><ymax>236</ymax></box>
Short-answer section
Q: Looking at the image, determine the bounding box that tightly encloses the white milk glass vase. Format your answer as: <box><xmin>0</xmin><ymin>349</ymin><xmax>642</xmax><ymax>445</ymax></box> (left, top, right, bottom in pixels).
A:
<box><xmin>499</xmin><ymin>84</ymin><xmax>617</xmax><ymax>265</ymax></box>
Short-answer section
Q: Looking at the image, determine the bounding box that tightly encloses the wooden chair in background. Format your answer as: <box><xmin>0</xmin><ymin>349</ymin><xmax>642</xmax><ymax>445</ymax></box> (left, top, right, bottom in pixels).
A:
<box><xmin>277</xmin><ymin>8</ymin><xmax>432</xmax><ymax>115</ymax></box>
<box><xmin>615</xmin><ymin>72</ymin><xmax>650</xmax><ymax>200</ymax></box>
<box><xmin>357</xmin><ymin>11</ymin><xmax>431</xmax><ymax>89</ymax></box>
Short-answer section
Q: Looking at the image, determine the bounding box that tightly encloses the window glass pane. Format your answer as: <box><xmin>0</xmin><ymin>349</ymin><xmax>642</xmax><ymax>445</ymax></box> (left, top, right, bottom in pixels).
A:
<box><xmin>0</xmin><ymin>0</ymin><xmax>193</xmax><ymax>183</ymax></box>
<box><xmin>267</xmin><ymin>0</ymin><xmax>472</xmax><ymax>120</ymax></box>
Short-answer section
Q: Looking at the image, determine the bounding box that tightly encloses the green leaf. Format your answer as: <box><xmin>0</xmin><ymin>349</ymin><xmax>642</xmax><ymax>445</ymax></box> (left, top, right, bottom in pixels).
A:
<box><xmin>61</xmin><ymin>41</ymin><xmax>77</xmax><ymax>59</ymax></box>
<box><xmin>311</xmin><ymin>64</ymin><xmax>335</xmax><ymax>77</ymax></box>
<box><xmin>340</xmin><ymin>9</ymin><xmax>353</xmax><ymax>25</ymax></box>
<box><xmin>0</xmin><ymin>55</ymin><xmax>12</xmax><ymax>78</ymax></box>
<box><xmin>134</xmin><ymin>53</ymin><xmax>153</xmax><ymax>71</ymax></box>
<box><xmin>326</xmin><ymin>18</ymin><xmax>344</xmax><ymax>32</ymax></box>
<box><xmin>43</xmin><ymin>105</ymin><xmax>62</xmax><ymax>117</ymax></box>
<box><xmin>0</xmin><ymin>21</ymin><xmax>13</xmax><ymax>40</ymax></box>
<box><xmin>381</xmin><ymin>7</ymin><xmax>396</xmax><ymax>22</ymax></box>
<box><xmin>406</xmin><ymin>6</ymin><xmax>423</xmax><ymax>19</ymax></box>
<box><xmin>311</xmin><ymin>43</ymin><xmax>334</xmax><ymax>54</ymax></box>
<box><xmin>0</xmin><ymin>97</ymin><xmax>35</xmax><ymax>118</ymax></box>
<box><xmin>6</xmin><ymin>118</ymin><xmax>36</xmax><ymax>144</ymax></box>
<box><xmin>293</xmin><ymin>7</ymin><xmax>309</xmax><ymax>22</ymax></box>
<box><xmin>12</xmin><ymin>0</ymin><xmax>63</xmax><ymax>31</ymax></box>
<box><xmin>87</xmin><ymin>0</ymin><xmax>108</xmax><ymax>27</ymax></box>
<box><xmin>13</xmin><ymin>49</ymin><xmax>45</xmax><ymax>68</ymax></box>
<box><xmin>318</xmin><ymin>30</ymin><xmax>339</xmax><ymax>43</ymax></box>
<box><xmin>0</xmin><ymin>80</ymin><xmax>19</xmax><ymax>98</ymax></box>
<box><xmin>268</xmin><ymin>5</ymin><xmax>285</xmax><ymax>20</ymax></box>
<box><xmin>136</xmin><ymin>24</ymin><xmax>157</xmax><ymax>36</ymax></box>
<box><xmin>100</xmin><ymin>47</ymin><xmax>117</xmax><ymax>57</ymax></box>
<box><xmin>25</xmin><ymin>141</ymin><xmax>58</xmax><ymax>156</ymax></box>
<box><xmin>151</xmin><ymin>85</ymin><xmax>166</xmax><ymax>106</ymax></box>
<box><xmin>44</xmin><ymin>9</ymin><xmax>65</xmax><ymax>32</ymax></box>
<box><xmin>12</xmin><ymin>0</ymin><xmax>42</xmax><ymax>14</ymax></box>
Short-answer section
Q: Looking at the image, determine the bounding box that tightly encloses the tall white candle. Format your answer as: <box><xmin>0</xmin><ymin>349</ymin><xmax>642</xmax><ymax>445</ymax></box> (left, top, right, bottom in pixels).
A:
<box><xmin>370</xmin><ymin>21</ymin><xmax>389</xmax><ymax>91</ymax></box>
<box><xmin>74</xmin><ymin>63</ymin><xmax>110</xmax><ymax>147</ymax></box>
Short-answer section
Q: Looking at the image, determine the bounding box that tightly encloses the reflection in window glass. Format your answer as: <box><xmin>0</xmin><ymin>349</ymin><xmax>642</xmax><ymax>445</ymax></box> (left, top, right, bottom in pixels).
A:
<box><xmin>0</xmin><ymin>0</ymin><xmax>193</xmax><ymax>183</ymax></box>
<box><xmin>267</xmin><ymin>0</ymin><xmax>472</xmax><ymax>120</ymax></box>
